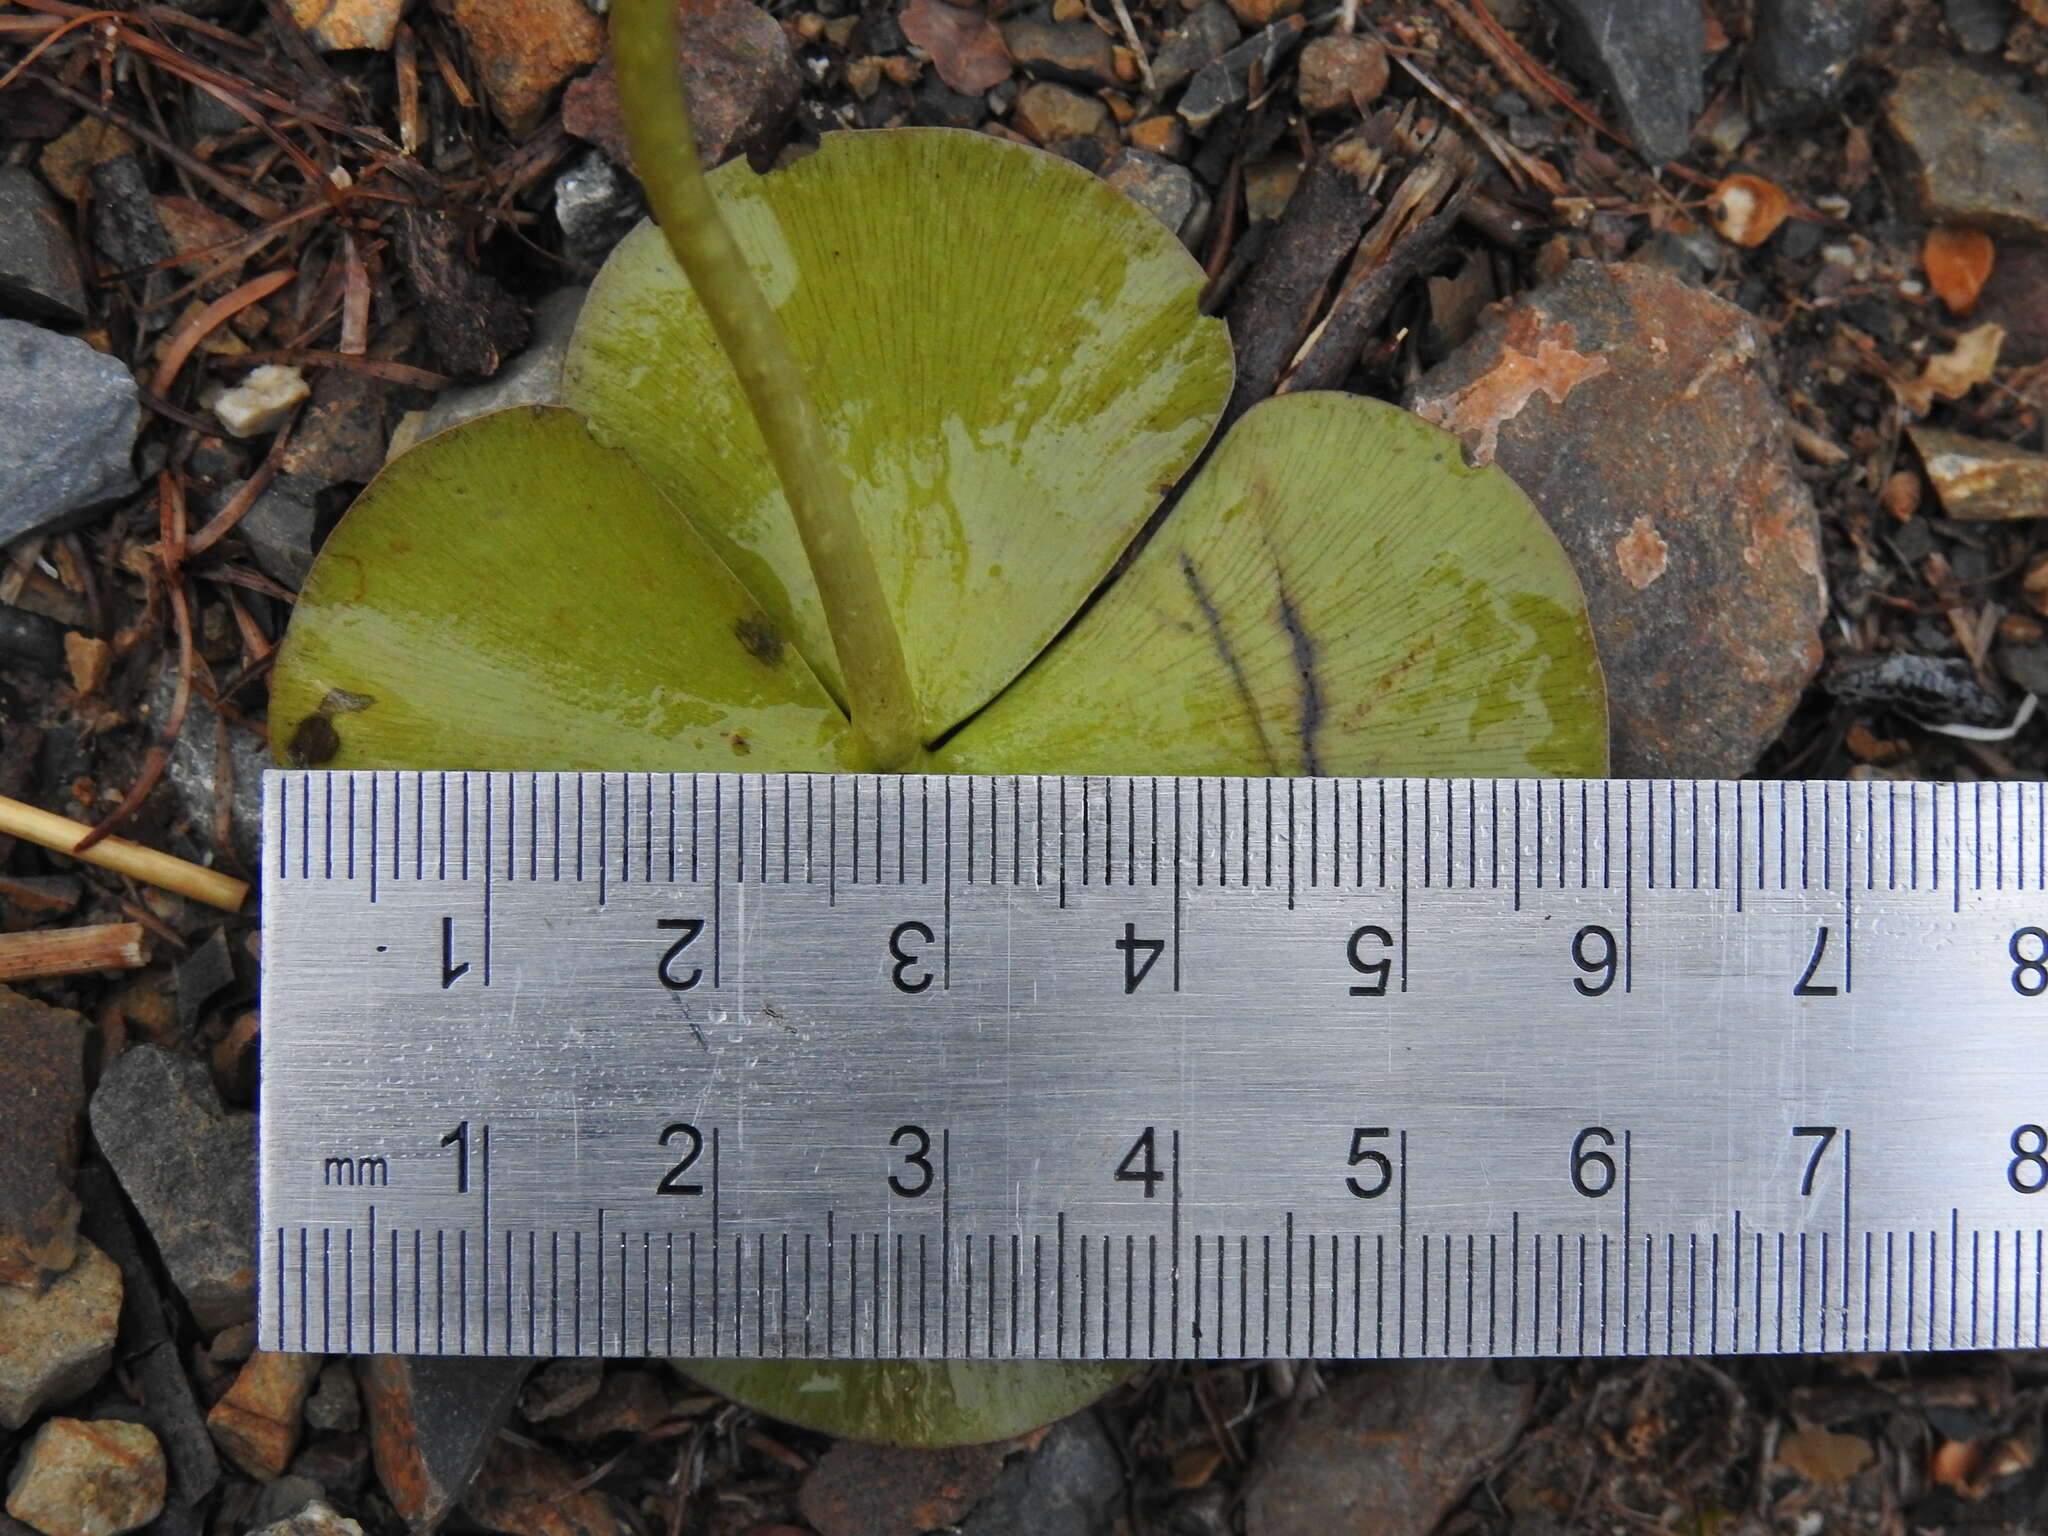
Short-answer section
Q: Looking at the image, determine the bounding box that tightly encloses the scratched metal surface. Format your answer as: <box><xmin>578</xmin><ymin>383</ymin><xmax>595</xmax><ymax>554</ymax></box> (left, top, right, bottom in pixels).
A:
<box><xmin>259</xmin><ymin>771</ymin><xmax>2048</xmax><ymax>1360</ymax></box>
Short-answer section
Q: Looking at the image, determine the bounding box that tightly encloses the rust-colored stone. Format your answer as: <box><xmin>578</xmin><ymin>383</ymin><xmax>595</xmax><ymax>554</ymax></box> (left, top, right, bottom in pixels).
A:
<box><xmin>797</xmin><ymin>1441</ymin><xmax>1003</xmax><ymax>1536</ymax></box>
<box><xmin>1246</xmin><ymin>1363</ymin><xmax>1532</xmax><ymax>1536</ymax></box>
<box><xmin>358</xmin><ymin>1355</ymin><xmax>530</xmax><ymax>1531</ymax></box>
<box><xmin>1295</xmin><ymin>33</ymin><xmax>1387</xmax><ymax>116</ymax></box>
<box><xmin>902</xmin><ymin>0</ymin><xmax>1014</xmax><ymax>94</ymax></box>
<box><xmin>0</xmin><ymin>986</ymin><xmax>90</xmax><ymax>1293</ymax></box>
<box><xmin>283</xmin><ymin>0</ymin><xmax>405</xmax><ymax>51</ymax></box>
<box><xmin>1409</xmin><ymin>260</ymin><xmax>1827</xmax><ymax>777</ymax></box>
<box><xmin>205</xmin><ymin>1350</ymin><xmax>321</xmax><ymax>1480</ymax></box>
<box><xmin>462</xmin><ymin>1440</ymin><xmax>619</xmax><ymax>1536</ymax></box>
<box><xmin>450</xmin><ymin>0</ymin><xmax>605</xmax><ymax>138</ymax></box>
<box><xmin>563</xmin><ymin>0</ymin><xmax>800</xmax><ymax>171</ymax></box>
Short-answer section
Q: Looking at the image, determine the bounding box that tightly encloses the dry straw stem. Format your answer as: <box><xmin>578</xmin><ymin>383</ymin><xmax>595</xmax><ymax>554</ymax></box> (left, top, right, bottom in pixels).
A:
<box><xmin>0</xmin><ymin>922</ymin><xmax>150</xmax><ymax>982</ymax></box>
<box><xmin>610</xmin><ymin>0</ymin><xmax>925</xmax><ymax>772</ymax></box>
<box><xmin>0</xmin><ymin>792</ymin><xmax>248</xmax><ymax>911</ymax></box>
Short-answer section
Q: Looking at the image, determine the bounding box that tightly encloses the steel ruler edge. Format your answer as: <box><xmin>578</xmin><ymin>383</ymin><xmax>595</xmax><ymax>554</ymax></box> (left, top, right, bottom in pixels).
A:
<box><xmin>259</xmin><ymin>769</ymin><xmax>2048</xmax><ymax>1362</ymax></box>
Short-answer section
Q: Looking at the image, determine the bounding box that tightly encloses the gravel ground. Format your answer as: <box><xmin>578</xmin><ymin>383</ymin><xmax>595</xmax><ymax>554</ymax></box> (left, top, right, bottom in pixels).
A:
<box><xmin>3</xmin><ymin>0</ymin><xmax>2048</xmax><ymax>1532</ymax></box>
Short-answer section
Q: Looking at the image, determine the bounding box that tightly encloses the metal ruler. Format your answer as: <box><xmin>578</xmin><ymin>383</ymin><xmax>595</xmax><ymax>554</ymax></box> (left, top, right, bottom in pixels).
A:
<box><xmin>259</xmin><ymin>770</ymin><xmax>2048</xmax><ymax>1362</ymax></box>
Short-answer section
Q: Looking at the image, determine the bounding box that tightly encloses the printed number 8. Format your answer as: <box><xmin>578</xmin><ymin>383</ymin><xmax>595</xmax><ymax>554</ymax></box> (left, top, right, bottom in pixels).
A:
<box><xmin>2012</xmin><ymin>928</ymin><xmax>2048</xmax><ymax>997</ymax></box>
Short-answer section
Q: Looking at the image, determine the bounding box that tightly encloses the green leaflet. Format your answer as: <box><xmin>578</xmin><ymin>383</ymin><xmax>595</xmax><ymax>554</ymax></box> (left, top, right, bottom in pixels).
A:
<box><xmin>938</xmin><ymin>394</ymin><xmax>1608</xmax><ymax>779</ymax></box>
<box><xmin>564</xmin><ymin>129</ymin><xmax>1235</xmax><ymax>740</ymax></box>
<box><xmin>681</xmin><ymin>1361</ymin><xmax>1140</xmax><ymax>1448</ymax></box>
<box><xmin>270</xmin><ymin>407</ymin><xmax>851</xmax><ymax>773</ymax></box>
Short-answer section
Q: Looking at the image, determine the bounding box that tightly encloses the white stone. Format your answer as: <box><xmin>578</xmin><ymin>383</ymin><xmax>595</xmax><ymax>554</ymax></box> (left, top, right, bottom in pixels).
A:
<box><xmin>206</xmin><ymin>364</ymin><xmax>310</xmax><ymax>438</ymax></box>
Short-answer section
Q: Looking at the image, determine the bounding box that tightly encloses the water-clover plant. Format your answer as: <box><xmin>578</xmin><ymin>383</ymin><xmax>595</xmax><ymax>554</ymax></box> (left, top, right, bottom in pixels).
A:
<box><xmin>270</xmin><ymin>0</ymin><xmax>1606</xmax><ymax>1446</ymax></box>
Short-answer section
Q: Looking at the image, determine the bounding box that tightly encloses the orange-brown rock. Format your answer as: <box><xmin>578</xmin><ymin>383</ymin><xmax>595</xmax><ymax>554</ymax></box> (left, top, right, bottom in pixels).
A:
<box><xmin>450</xmin><ymin>0</ymin><xmax>605</xmax><ymax>138</ymax></box>
<box><xmin>205</xmin><ymin>1350</ymin><xmax>321</xmax><ymax>1479</ymax></box>
<box><xmin>1410</xmin><ymin>261</ymin><xmax>1827</xmax><ymax>777</ymax></box>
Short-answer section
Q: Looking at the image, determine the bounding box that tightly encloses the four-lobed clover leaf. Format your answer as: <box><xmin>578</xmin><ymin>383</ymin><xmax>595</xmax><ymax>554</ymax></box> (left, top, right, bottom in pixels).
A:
<box><xmin>270</xmin><ymin>126</ymin><xmax>1607</xmax><ymax>1443</ymax></box>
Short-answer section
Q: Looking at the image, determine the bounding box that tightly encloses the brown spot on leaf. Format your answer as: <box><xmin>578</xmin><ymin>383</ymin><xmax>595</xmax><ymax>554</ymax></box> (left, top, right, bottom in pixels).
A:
<box><xmin>733</xmin><ymin>615</ymin><xmax>784</xmax><ymax>666</ymax></box>
<box><xmin>1411</xmin><ymin>328</ymin><xmax>1611</xmax><ymax>465</ymax></box>
<box><xmin>287</xmin><ymin>715</ymin><xmax>340</xmax><ymax>767</ymax></box>
<box><xmin>1614</xmin><ymin>515</ymin><xmax>1668</xmax><ymax>590</ymax></box>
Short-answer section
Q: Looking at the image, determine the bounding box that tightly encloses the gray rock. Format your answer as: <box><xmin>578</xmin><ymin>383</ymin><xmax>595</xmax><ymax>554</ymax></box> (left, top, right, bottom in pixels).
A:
<box><xmin>1884</xmin><ymin>60</ymin><xmax>2048</xmax><ymax>240</ymax></box>
<box><xmin>1179</xmin><ymin>17</ymin><xmax>1304</xmax><ymax>130</ymax></box>
<box><xmin>248</xmin><ymin>1475</ymin><xmax>327</xmax><ymax>1528</ymax></box>
<box><xmin>913</xmin><ymin>73</ymin><xmax>989</xmax><ymax>128</ymax></box>
<box><xmin>1248</xmin><ymin>1364</ymin><xmax>1533</xmax><ymax>1536</ymax></box>
<box><xmin>304</xmin><ymin>1362</ymin><xmax>361</xmax><ymax>1433</ymax></box>
<box><xmin>249</xmin><ymin>1502</ymin><xmax>365</xmax><ymax>1536</ymax></box>
<box><xmin>554</xmin><ymin>152</ymin><xmax>643</xmax><ymax>271</ymax></box>
<box><xmin>74</xmin><ymin>1163</ymin><xmax>220</xmax><ymax>1512</ymax></box>
<box><xmin>0</xmin><ymin>605</ymin><xmax>64</xmax><ymax>666</ymax></box>
<box><xmin>1825</xmin><ymin>652</ymin><xmax>2009</xmax><ymax>727</ymax></box>
<box><xmin>0</xmin><ymin>167</ymin><xmax>85</xmax><ymax>322</ymax></box>
<box><xmin>1538</xmin><ymin>0</ymin><xmax>1704</xmax><ymax>163</ymax></box>
<box><xmin>88</xmin><ymin>1046</ymin><xmax>256</xmax><ymax>1332</ymax></box>
<box><xmin>1747</xmin><ymin>0</ymin><xmax>1869</xmax><ymax>124</ymax></box>
<box><xmin>1102</xmin><ymin>148</ymin><xmax>1208</xmax><ymax>246</ymax></box>
<box><xmin>1946</xmin><ymin>0</ymin><xmax>2014</xmax><ymax>52</ymax></box>
<box><xmin>1152</xmin><ymin>2</ymin><xmax>1239</xmax><ymax>93</ymax></box>
<box><xmin>0</xmin><ymin>318</ymin><xmax>141</xmax><ymax>543</ymax></box>
<box><xmin>174</xmin><ymin>929</ymin><xmax>235</xmax><ymax>1037</ymax></box>
<box><xmin>88</xmin><ymin>157</ymin><xmax>171</xmax><ymax>278</ymax></box>
<box><xmin>386</xmin><ymin>286</ymin><xmax>588</xmax><ymax>461</ymax></box>
<box><xmin>232</xmin><ymin>472</ymin><xmax>322</xmax><ymax>590</ymax></box>
<box><xmin>146</xmin><ymin>661</ymin><xmax>267</xmax><ymax>870</ymax></box>
<box><xmin>960</xmin><ymin>1414</ymin><xmax>1123</xmax><ymax>1536</ymax></box>
<box><xmin>357</xmin><ymin>1356</ymin><xmax>531</xmax><ymax>1532</ymax></box>
<box><xmin>2000</xmin><ymin>644</ymin><xmax>2048</xmax><ymax>700</ymax></box>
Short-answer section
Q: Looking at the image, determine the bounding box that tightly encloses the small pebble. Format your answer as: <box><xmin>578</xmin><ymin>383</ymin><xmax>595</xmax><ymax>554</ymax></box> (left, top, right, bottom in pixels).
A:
<box><xmin>4</xmin><ymin>1417</ymin><xmax>166</xmax><ymax>1536</ymax></box>
<box><xmin>248</xmin><ymin>1501</ymin><xmax>366</xmax><ymax>1536</ymax></box>
<box><xmin>0</xmin><ymin>1240</ymin><xmax>120</xmax><ymax>1430</ymax></box>
<box><xmin>519</xmin><ymin>1357</ymin><xmax>603</xmax><ymax>1424</ymax></box>
<box><xmin>1295</xmin><ymin>33</ymin><xmax>1388</xmax><ymax>116</ymax></box>
<box><xmin>304</xmin><ymin>1359</ymin><xmax>361</xmax><ymax>1433</ymax></box>
<box><xmin>1011</xmin><ymin>81</ymin><xmax>1113</xmax><ymax>144</ymax></box>
<box><xmin>206</xmin><ymin>364</ymin><xmax>311</xmax><ymax>438</ymax></box>
<box><xmin>206</xmin><ymin>1350</ymin><xmax>321</xmax><ymax>1480</ymax></box>
<box><xmin>1243</xmin><ymin>156</ymin><xmax>1302</xmax><ymax>222</ymax></box>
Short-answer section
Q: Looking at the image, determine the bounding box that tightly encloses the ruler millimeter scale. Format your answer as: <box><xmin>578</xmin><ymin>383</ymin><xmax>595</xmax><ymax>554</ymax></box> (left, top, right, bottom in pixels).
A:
<box><xmin>261</xmin><ymin>770</ymin><xmax>2048</xmax><ymax>1362</ymax></box>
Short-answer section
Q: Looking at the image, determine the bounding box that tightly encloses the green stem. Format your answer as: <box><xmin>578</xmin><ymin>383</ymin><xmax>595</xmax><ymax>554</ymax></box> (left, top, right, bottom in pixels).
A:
<box><xmin>611</xmin><ymin>0</ymin><xmax>924</xmax><ymax>772</ymax></box>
